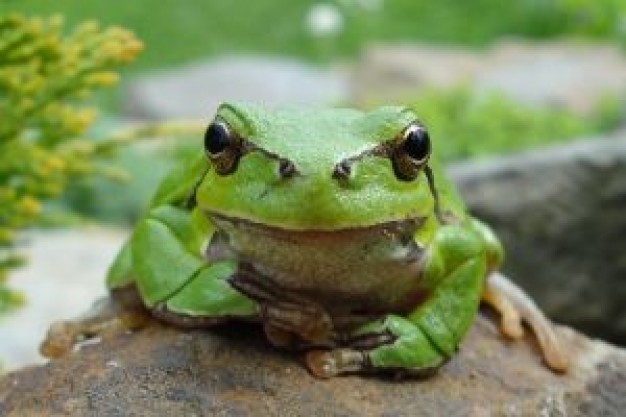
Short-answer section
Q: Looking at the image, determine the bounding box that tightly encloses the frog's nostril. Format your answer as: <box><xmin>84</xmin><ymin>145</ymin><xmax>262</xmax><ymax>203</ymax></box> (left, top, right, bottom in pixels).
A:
<box><xmin>332</xmin><ymin>161</ymin><xmax>352</xmax><ymax>180</ymax></box>
<box><xmin>278</xmin><ymin>159</ymin><xmax>299</xmax><ymax>178</ymax></box>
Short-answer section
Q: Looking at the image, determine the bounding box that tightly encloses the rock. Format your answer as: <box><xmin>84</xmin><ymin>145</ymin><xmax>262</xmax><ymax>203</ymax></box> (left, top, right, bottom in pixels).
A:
<box><xmin>352</xmin><ymin>40</ymin><xmax>626</xmax><ymax>114</ymax></box>
<box><xmin>123</xmin><ymin>56</ymin><xmax>349</xmax><ymax>120</ymax></box>
<box><xmin>449</xmin><ymin>133</ymin><xmax>626</xmax><ymax>344</ymax></box>
<box><xmin>0</xmin><ymin>229</ymin><xmax>127</xmax><ymax>371</ymax></box>
<box><xmin>1</xmin><ymin>313</ymin><xmax>624</xmax><ymax>416</ymax></box>
<box><xmin>349</xmin><ymin>43</ymin><xmax>483</xmax><ymax>102</ymax></box>
<box><xmin>474</xmin><ymin>40</ymin><xmax>626</xmax><ymax>113</ymax></box>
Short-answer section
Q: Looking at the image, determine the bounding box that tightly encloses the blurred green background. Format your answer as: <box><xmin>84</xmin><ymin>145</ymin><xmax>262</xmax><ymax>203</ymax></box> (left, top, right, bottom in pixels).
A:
<box><xmin>4</xmin><ymin>0</ymin><xmax>625</xmax><ymax>70</ymax></box>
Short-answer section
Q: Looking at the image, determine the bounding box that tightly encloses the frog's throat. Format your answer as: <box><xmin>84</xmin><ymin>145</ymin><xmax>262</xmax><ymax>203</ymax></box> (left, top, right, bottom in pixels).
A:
<box><xmin>205</xmin><ymin>211</ymin><xmax>425</xmax><ymax>243</ymax></box>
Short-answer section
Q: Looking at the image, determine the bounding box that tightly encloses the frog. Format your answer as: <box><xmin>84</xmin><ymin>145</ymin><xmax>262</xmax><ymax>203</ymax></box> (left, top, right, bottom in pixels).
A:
<box><xmin>41</xmin><ymin>102</ymin><xmax>569</xmax><ymax>378</ymax></box>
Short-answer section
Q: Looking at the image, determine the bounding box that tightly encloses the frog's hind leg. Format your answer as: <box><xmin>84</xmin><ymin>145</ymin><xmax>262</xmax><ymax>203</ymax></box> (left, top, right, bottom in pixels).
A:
<box><xmin>482</xmin><ymin>271</ymin><xmax>569</xmax><ymax>372</ymax></box>
<box><xmin>41</xmin><ymin>262</ymin><xmax>260</xmax><ymax>359</ymax></box>
<box><xmin>40</xmin><ymin>286</ymin><xmax>151</xmax><ymax>358</ymax></box>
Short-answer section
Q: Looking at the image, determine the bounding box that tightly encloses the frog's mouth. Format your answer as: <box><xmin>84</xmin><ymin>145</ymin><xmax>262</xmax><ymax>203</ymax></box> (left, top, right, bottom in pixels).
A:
<box><xmin>205</xmin><ymin>211</ymin><xmax>425</xmax><ymax>244</ymax></box>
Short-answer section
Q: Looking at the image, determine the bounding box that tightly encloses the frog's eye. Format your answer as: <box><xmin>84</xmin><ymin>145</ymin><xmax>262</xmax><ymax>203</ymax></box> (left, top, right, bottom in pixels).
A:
<box><xmin>392</xmin><ymin>123</ymin><xmax>431</xmax><ymax>181</ymax></box>
<box><xmin>403</xmin><ymin>124</ymin><xmax>431</xmax><ymax>162</ymax></box>
<box><xmin>204</xmin><ymin>121</ymin><xmax>231</xmax><ymax>154</ymax></box>
<box><xmin>204</xmin><ymin>120</ymin><xmax>242</xmax><ymax>175</ymax></box>
<box><xmin>205</xmin><ymin>120</ymin><xmax>241</xmax><ymax>156</ymax></box>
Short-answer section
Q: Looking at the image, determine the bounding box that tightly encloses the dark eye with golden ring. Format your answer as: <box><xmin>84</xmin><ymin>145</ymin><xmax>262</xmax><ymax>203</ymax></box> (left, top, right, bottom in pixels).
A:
<box><xmin>204</xmin><ymin>121</ymin><xmax>233</xmax><ymax>155</ymax></box>
<box><xmin>392</xmin><ymin>123</ymin><xmax>431</xmax><ymax>181</ymax></box>
<box><xmin>204</xmin><ymin>120</ymin><xmax>241</xmax><ymax>175</ymax></box>
<box><xmin>403</xmin><ymin>124</ymin><xmax>430</xmax><ymax>163</ymax></box>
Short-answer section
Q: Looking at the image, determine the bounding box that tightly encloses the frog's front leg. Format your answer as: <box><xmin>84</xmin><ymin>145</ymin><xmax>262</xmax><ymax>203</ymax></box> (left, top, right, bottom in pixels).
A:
<box><xmin>306</xmin><ymin>224</ymin><xmax>486</xmax><ymax>378</ymax></box>
<box><xmin>41</xmin><ymin>205</ymin><xmax>258</xmax><ymax>358</ymax></box>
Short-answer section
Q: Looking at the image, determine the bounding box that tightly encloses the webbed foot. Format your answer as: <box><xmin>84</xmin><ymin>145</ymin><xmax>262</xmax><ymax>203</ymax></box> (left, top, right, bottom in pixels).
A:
<box><xmin>305</xmin><ymin>349</ymin><xmax>367</xmax><ymax>378</ymax></box>
<box><xmin>40</xmin><ymin>287</ymin><xmax>151</xmax><ymax>358</ymax></box>
<box><xmin>482</xmin><ymin>272</ymin><xmax>569</xmax><ymax>372</ymax></box>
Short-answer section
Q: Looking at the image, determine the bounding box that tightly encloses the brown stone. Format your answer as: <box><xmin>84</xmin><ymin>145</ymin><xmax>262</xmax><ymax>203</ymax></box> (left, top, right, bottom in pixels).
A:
<box><xmin>1</xmin><ymin>310</ymin><xmax>625</xmax><ymax>416</ymax></box>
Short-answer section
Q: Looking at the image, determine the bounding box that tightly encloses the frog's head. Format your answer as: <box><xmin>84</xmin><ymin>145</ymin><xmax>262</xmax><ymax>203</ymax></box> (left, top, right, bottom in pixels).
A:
<box><xmin>196</xmin><ymin>102</ymin><xmax>439</xmax><ymax>231</ymax></box>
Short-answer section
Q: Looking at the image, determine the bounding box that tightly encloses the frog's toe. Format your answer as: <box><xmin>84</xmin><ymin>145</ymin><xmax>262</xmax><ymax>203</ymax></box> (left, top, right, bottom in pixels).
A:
<box><xmin>40</xmin><ymin>293</ymin><xmax>151</xmax><ymax>359</ymax></box>
<box><xmin>483</xmin><ymin>272</ymin><xmax>569</xmax><ymax>372</ymax></box>
<box><xmin>305</xmin><ymin>348</ymin><xmax>367</xmax><ymax>378</ymax></box>
<box><xmin>501</xmin><ymin>308</ymin><xmax>525</xmax><ymax>339</ymax></box>
<box><xmin>482</xmin><ymin>280</ymin><xmax>525</xmax><ymax>339</ymax></box>
<box><xmin>40</xmin><ymin>321</ymin><xmax>80</xmax><ymax>358</ymax></box>
<box><xmin>305</xmin><ymin>315</ymin><xmax>452</xmax><ymax>378</ymax></box>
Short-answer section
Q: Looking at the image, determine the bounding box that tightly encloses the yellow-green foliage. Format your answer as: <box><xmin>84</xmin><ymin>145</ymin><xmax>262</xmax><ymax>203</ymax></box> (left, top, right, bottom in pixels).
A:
<box><xmin>0</xmin><ymin>15</ymin><xmax>142</xmax><ymax>312</ymax></box>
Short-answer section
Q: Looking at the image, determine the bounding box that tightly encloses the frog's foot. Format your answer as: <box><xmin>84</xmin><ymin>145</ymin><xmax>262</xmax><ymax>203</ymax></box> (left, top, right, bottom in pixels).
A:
<box><xmin>305</xmin><ymin>315</ymin><xmax>447</xmax><ymax>378</ymax></box>
<box><xmin>40</xmin><ymin>287</ymin><xmax>151</xmax><ymax>358</ymax></box>
<box><xmin>305</xmin><ymin>349</ymin><xmax>368</xmax><ymax>378</ymax></box>
<box><xmin>482</xmin><ymin>272</ymin><xmax>569</xmax><ymax>372</ymax></box>
<box><xmin>304</xmin><ymin>333</ymin><xmax>393</xmax><ymax>378</ymax></box>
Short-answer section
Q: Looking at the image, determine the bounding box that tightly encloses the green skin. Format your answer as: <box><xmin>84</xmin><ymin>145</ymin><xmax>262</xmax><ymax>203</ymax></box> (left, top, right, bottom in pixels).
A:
<box><xmin>106</xmin><ymin>102</ymin><xmax>506</xmax><ymax>376</ymax></box>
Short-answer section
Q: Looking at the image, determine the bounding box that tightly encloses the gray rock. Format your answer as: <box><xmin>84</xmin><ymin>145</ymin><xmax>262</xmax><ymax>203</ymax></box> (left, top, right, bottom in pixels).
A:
<box><xmin>449</xmin><ymin>133</ymin><xmax>626</xmax><ymax>344</ymax></box>
<box><xmin>350</xmin><ymin>43</ymin><xmax>483</xmax><ymax>103</ymax></box>
<box><xmin>123</xmin><ymin>56</ymin><xmax>349</xmax><ymax>120</ymax></box>
<box><xmin>1</xmin><ymin>314</ymin><xmax>624</xmax><ymax>416</ymax></box>
<box><xmin>474</xmin><ymin>41</ymin><xmax>626</xmax><ymax>113</ymax></box>
<box><xmin>352</xmin><ymin>40</ymin><xmax>626</xmax><ymax>114</ymax></box>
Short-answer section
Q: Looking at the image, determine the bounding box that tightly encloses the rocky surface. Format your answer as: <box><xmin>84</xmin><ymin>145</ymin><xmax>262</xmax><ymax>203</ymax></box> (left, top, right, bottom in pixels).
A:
<box><xmin>449</xmin><ymin>132</ymin><xmax>626</xmax><ymax>344</ymax></box>
<box><xmin>123</xmin><ymin>56</ymin><xmax>349</xmax><ymax>119</ymax></box>
<box><xmin>350</xmin><ymin>43</ymin><xmax>482</xmax><ymax>102</ymax></box>
<box><xmin>352</xmin><ymin>40</ymin><xmax>626</xmax><ymax>113</ymax></box>
<box><xmin>1</xmin><ymin>312</ymin><xmax>625</xmax><ymax>416</ymax></box>
<box><xmin>473</xmin><ymin>41</ymin><xmax>626</xmax><ymax>113</ymax></box>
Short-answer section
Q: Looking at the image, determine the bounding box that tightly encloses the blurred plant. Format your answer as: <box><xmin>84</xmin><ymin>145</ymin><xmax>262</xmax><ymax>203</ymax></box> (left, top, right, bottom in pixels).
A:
<box><xmin>61</xmin><ymin>121</ymin><xmax>205</xmax><ymax>226</ymax></box>
<box><xmin>5</xmin><ymin>1</ymin><xmax>625</xmax><ymax>69</ymax></box>
<box><xmin>408</xmin><ymin>87</ymin><xmax>622</xmax><ymax>161</ymax></box>
<box><xmin>554</xmin><ymin>0</ymin><xmax>626</xmax><ymax>39</ymax></box>
<box><xmin>0</xmin><ymin>15</ymin><xmax>142</xmax><ymax>313</ymax></box>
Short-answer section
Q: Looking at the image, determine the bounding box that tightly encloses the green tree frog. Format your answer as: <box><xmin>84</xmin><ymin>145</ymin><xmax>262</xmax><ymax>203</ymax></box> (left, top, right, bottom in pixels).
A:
<box><xmin>42</xmin><ymin>102</ymin><xmax>568</xmax><ymax>377</ymax></box>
